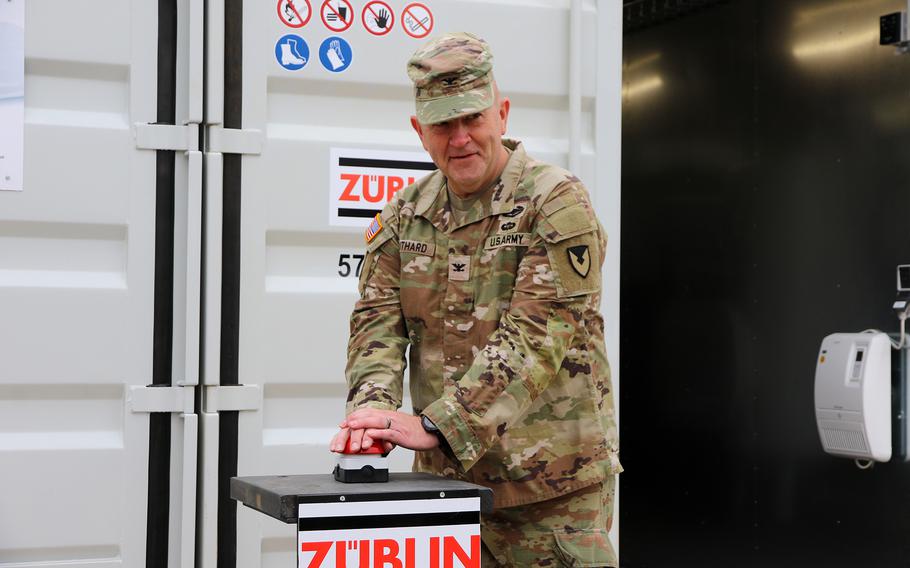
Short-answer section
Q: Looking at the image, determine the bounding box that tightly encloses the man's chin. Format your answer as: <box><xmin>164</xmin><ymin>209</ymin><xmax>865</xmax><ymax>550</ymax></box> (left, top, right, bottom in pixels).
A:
<box><xmin>449</xmin><ymin>177</ymin><xmax>492</xmax><ymax>196</ymax></box>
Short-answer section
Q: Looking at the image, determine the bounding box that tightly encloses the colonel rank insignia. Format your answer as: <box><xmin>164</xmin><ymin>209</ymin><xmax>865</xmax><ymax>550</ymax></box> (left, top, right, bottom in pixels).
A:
<box><xmin>365</xmin><ymin>214</ymin><xmax>383</xmax><ymax>244</ymax></box>
<box><xmin>567</xmin><ymin>245</ymin><xmax>591</xmax><ymax>277</ymax></box>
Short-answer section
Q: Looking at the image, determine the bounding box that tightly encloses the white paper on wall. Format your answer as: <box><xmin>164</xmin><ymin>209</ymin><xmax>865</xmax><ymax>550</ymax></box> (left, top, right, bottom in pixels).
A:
<box><xmin>0</xmin><ymin>0</ymin><xmax>25</xmax><ymax>191</ymax></box>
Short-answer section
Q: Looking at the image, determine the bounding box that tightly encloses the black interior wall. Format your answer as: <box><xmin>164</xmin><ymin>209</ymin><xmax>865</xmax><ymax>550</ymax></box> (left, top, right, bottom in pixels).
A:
<box><xmin>620</xmin><ymin>1</ymin><xmax>910</xmax><ymax>566</ymax></box>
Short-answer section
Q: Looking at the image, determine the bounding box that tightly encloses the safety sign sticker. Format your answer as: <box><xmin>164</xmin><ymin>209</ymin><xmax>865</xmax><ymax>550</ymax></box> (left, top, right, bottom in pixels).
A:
<box><xmin>0</xmin><ymin>0</ymin><xmax>24</xmax><ymax>191</ymax></box>
<box><xmin>275</xmin><ymin>34</ymin><xmax>310</xmax><ymax>70</ymax></box>
<box><xmin>277</xmin><ymin>0</ymin><xmax>311</xmax><ymax>28</ymax></box>
<box><xmin>401</xmin><ymin>2</ymin><xmax>433</xmax><ymax>39</ymax></box>
<box><xmin>330</xmin><ymin>148</ymin><xmax>435</xmax><ymax>227</ymax></box>
<box><xmin>362</xmin><ymin>1</ymin><xmax>394</xmax><ymax>36</ymax></box>
<box><xmin>320</xmin><ymin>0</ymin><xmax>354</xmax><ymax>32</ymax></box>
<box><xmin>319</xmin><ymin>36</ymin><xmax>352</xmax><ymax>73</ymax></box>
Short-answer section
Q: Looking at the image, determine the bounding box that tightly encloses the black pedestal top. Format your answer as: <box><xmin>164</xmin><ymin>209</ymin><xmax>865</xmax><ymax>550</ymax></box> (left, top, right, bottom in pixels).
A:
<box><xmin>230</xmin><ymin>472</ymin><xmax>494</xmax><ymax>523</ymax></box>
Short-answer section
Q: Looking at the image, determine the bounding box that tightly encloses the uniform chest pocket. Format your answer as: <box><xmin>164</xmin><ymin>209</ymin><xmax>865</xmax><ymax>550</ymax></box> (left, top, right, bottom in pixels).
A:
<box><xmin>400</xmin><ymin>251</ymin><xmax>436</xmax><ymax>276</ymax></box>
<box><xmin>476</xmin><ymin>238</ymin><xmax>526</xmax><ymax>300</ymax></box>
<box><xmin>399</xmin><ymin>249</ymin><xmax>444</xmax><ymax>321</ymax></box>
<box><xmin>399</xmin><ymin>235</ymin><xmax>439</xmax><ymax>279</ymax></box>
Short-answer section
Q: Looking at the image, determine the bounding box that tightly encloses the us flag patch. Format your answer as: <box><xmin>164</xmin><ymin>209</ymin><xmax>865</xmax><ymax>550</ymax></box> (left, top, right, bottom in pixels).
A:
<box><xmin>365</xmin><ymin>214</ymin><xmax>383</xmax><ymax>244</ymax></box>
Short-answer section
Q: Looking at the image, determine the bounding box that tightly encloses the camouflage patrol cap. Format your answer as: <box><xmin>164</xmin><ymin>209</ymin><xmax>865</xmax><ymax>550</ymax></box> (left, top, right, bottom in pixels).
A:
<box><xmin>406</xmin><ymin>32</ymin><xmax>495</xmax><ymax>125</ymax></box>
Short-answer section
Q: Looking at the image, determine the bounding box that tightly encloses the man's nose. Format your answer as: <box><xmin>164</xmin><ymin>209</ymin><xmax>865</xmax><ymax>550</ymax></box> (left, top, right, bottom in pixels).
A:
<box><xmin>449</xmin><ymin>122</ymin><xmax>470</xmax><ymax>147</ymax></box>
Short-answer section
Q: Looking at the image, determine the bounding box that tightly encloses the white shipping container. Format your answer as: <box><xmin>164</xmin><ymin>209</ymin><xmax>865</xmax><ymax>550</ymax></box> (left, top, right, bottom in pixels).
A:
<box><xmin>0</xmin><ymin>1</ymin><xmax>621</xmax><ymax>566</ymax></box>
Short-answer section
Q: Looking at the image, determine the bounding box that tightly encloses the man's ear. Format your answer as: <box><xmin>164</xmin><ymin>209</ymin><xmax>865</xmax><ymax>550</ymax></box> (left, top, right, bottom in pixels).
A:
<box><xmin>410</xmin><ymin>116</ymin><xmax>427</xmax><ymax>149</ymax></box>
<box><xmin>411</xmin><ymin>114</ymin><xmax>423</xmax><ymax>142</ymax></box>
<box><xmin>498</xmin><ymin>97</ymin><xmax>511</xmax><ymax>135</ymax></box>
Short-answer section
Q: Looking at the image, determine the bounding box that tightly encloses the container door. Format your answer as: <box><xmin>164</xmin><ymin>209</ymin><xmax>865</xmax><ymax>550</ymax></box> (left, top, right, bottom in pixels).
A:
<box><xmin>0</xmin><ymin>0</ymin><xmax>202</xmax><ymax>566</ymax></box>
<box><xmin>199</xmin><ymin>2</ymin><xmax>622</xmax><ymax>567</ymax></box>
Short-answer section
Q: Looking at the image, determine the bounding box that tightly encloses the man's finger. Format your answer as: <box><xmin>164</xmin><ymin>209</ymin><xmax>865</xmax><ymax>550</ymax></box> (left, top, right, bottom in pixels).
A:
<box><xmin>344</xmin><ymin>409</ymin><xmax>375</xmax><ymax>425</ymax></box>
<box><xmin>349</xmin><ymin>428</ymin><xmax>365</xmax><ymax>451</ymax></box>
<box><xmin>365</xmin><ymin>427</ymin><xmax>400</xmax><ymax>447</ymax></box>
<box><xmin>330</xmin><ymin>427</ymin><xmax>350</xmax><ymax>453</ymax></box>
<box><xmin>347</xmin><ymin>413</ymin><xmax>393</xmax><ymax>431</ymax></box>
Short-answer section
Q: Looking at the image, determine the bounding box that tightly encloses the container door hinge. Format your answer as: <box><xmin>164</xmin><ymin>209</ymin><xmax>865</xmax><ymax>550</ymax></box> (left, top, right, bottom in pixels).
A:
<box><xmin>204</xmin><ymin>384</ymin><xmax>261</xmax><ymax>412</ymax></box>
<box><xmin>129</xmin><ymin>384</ymin><xmax>196</xmax><ymax>414</ymax></box>
<box><xmin>207</xmin><ymin>125</ymin><xmax>263</xmax><ymax>155</ymax></box>
<box><xmin>134</xmin><ymin>122</ymin><xmax>201</xmax><ymax>152</ymax></box>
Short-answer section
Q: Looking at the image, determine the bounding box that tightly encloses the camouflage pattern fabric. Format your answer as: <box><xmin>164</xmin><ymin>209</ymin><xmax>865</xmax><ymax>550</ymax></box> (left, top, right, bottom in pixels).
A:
<box><xmin>345</xmin><ymin>139</ymin><xmax>622</xmax><ymax>510</ymax></box>
<box><xmin>481</xmin><ymin>478</ymin><xmax>617</xmax><ymax>567</ymax></box>
<box><xmin>406</xmin><ymin>31</ymin><xmax>495</xmax><ymax>125</ymax></box>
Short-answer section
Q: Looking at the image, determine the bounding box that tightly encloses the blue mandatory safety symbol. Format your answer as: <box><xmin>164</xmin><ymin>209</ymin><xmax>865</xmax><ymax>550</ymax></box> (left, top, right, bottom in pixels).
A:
<box><xmin>319</xmin><ymin>36</ymin><xmax>352</xmax><ymax>73</ymax></box>
<box><xmin>275</xmin><ymin>34</ymin><xmax>309</xmax><ymax>70</ymax></box>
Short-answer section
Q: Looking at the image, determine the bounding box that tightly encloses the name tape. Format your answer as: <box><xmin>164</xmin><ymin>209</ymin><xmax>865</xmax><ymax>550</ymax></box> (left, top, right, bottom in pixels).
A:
<box><xmin>400</xmin><ymin>240</ymin><xmax>435</xmax><ymax>256</ymax></box>
<box><xmin>485</xmin><ymin>233</ymin><xmax>531</xmax><ymax>249</ymax></box>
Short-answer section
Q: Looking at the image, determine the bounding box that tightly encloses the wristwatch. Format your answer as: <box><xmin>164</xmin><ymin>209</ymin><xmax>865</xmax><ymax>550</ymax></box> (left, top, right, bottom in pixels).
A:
<box><xmin>420</xmin><ymin>414</ymin><xmax>445</xmax><ymax>443</ymax></box>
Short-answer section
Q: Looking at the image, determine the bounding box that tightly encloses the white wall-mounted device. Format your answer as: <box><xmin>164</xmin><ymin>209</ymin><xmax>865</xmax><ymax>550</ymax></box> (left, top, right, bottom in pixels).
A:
<box><xmin>880</xmin><ymin>1</ymin><xmax>910</xmax><ymax>52</ymax></box>
<box><xmin>897</xmin><ymin>264</ymin><xmax>910</xmax><ymax>292</ymax></box>
<box><xmin>814</xmin><ymin>332</ymin><xmax>892</xmax><ymax>462</ymax></box>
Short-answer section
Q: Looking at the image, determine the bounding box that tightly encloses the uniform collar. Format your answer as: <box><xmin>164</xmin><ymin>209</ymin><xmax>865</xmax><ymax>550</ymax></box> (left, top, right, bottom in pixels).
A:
<box><xmin>415</xmin><ymin>138</ymin><xmax>526</xmax><ymax>231</ymax></box>
<box><xmin>490</xmin><ymin>138</ymin><xmax>524</xmax><ymax>216</ymax></box>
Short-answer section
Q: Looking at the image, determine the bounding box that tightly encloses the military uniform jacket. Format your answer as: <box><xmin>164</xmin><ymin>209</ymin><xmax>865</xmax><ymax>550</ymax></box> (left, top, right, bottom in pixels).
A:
<box><xmin>346</xmin><ymin>140</ymin><xmax>622</xmax><ymax>508</ymax></box>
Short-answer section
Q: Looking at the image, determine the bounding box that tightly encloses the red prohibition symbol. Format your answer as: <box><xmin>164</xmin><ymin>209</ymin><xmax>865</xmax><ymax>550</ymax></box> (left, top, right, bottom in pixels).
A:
<box><xmin>321</xmin><ymin>0</ymin><xmax>354</xmax><ymax>32</ymax></box>
<box><xmin>362</xmin><ymin>1</ymin><xmax>395</xmax><ymax>36</ymax></box>
<box><xmin>401</xmin><ymin>2</ymin><xmax>433</xmax><ymax>39</ymax></box>
<box><xmin>277</xmin><ymin>0</ymin><xmax>312</xmax><ymax>28</ymax></box>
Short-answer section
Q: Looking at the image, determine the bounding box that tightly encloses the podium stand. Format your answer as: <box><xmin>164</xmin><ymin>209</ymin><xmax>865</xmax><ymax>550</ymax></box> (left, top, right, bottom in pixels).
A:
<box><xmin>232</xmin><ymin>472</ymin><xmax>493</xmax><ymax>567</ymax></box>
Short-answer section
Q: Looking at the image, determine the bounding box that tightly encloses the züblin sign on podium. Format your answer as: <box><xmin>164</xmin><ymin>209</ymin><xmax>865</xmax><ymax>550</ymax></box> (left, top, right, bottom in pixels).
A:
<box><xmin>231</xmin><ymin>472</ymin><xmax>494</xmax><ymax>568</ymax></box>
<box><xmin>298</xmin><ymin>497</ymin><xmax>480</xmax><ymax>567</ymax></box>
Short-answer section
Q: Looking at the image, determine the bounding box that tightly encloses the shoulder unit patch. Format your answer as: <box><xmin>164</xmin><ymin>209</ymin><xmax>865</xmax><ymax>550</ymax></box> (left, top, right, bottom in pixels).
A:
<box><xmin>567</xmin><ymin>245</ymin><xmax>591</xmax><ymax>278</ymax></box>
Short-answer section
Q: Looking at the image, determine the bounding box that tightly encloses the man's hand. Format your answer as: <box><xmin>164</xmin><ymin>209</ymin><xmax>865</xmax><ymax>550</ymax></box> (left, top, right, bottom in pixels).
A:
<box><xmin>329</xmin><ymin>410</ymin><xmax>440</xmax><ymax>453</ymax></box>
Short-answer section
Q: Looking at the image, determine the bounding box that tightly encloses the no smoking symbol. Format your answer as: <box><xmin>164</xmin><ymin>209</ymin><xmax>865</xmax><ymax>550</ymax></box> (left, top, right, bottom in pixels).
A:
<box><xmin>401</xmin><ymin>2</ymin><xmax>433</xmax><ymax>39</ymax></box>
<box><xmin>362</xmin><ymin>1</ymin><xmax>394</xmax><ymax>36</ymax></box>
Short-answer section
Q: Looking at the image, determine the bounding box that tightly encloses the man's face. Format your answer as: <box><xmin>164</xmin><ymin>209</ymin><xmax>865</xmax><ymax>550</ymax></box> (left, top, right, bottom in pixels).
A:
<box><xmin>410</xmin><ymin>97</ymin><xmax>511</xmax><ymax>198</ymax></box>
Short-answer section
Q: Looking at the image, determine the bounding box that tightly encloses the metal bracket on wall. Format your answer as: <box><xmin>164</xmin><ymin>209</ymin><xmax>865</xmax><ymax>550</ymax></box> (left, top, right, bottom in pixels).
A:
<box><xmin>204</xmin><ymin>384</ymin><xmax>261</xmax><ymax>412</ymax></box>
<box><xmin>128</xmin><ymin>384</ymin><xmax>196</xmax><ymax>414</ymax></box>
<box><xmin>134</xmin><ymin>122</ymin><xmax>201</xmax><ymax>152</ymax></box>
<box><xmin>207</xmin><ymin>125</ymin><xmax>263</xmax><ymax>155</ymax></box>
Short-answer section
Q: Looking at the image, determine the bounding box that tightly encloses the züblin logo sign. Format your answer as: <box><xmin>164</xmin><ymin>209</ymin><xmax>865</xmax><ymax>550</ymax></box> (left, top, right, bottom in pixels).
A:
<box><xmin>297</xmin><ymin>497</ymin><xmax>482</xmax><ymax>568</ymax></box>
<box><xmin>301</xmin><ymin>535</ymin><xmax>480</xmax><ymax>568</ymax></box>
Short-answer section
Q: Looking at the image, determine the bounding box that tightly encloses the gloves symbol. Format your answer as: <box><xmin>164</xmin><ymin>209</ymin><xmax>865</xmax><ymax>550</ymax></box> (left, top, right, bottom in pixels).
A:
<box><xmin>326</xmin><ymin>39</ymin><xmax>346</xmax><ymax>70</ymax></box>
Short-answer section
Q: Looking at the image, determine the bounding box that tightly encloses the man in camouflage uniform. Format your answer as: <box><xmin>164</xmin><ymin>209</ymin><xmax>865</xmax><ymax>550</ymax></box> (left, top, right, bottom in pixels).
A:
<box><xmin>330</xmin><ymin>32</ymin><xmax>621</xmax><ymax>567</ymax></box>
